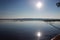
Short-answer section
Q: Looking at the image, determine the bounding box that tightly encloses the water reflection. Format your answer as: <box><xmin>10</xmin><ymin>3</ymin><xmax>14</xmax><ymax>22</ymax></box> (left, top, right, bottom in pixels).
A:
<box><xmin>0</xmin><ymin>20</ymin><xmax>60</xmax><ymax>40</ymax></box>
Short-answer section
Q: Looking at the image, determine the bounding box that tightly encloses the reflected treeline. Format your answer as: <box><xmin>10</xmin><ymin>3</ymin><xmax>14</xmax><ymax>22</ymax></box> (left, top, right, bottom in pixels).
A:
<box><xmin>0</xmin><ymin>18</ymin><xmax>60</xmax><ymax>30</ymax></box>
<box><xmin>0</xmin><ymin>18</ymin><xmax>60</xmax><ymax>22</ymax></box>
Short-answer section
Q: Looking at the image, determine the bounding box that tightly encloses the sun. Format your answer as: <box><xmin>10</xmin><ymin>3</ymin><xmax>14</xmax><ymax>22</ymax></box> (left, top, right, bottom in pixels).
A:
<box><xmin>36</xmin><ymin>2</ymin><xmax>43</xmax><ymax>8</ymax></box>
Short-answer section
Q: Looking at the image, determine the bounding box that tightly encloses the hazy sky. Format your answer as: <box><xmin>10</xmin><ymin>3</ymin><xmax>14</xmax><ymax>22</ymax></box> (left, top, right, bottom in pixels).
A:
<box><xmin>0</xmin><ymin>0</ymin><xmax>60</xmax><ymax>18</ymax></box>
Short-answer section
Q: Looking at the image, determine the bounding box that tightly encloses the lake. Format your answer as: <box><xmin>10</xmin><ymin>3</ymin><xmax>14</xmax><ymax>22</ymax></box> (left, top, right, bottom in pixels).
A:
<box><xmin>0</xmin><ymin>21</ymin><xmax>60</xmax><ymax>40</ymax></box>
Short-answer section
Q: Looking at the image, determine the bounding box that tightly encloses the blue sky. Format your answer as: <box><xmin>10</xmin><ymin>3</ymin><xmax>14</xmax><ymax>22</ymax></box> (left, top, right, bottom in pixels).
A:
<box><xmin>0</xmin><ymin>0</ymin><xmax>60</xmax><ymax>18</ymax></box>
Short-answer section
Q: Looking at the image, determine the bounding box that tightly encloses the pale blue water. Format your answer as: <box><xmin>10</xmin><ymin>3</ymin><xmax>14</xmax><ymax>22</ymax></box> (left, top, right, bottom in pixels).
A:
<box><xmin>0</xmin><ymin>21</ymin><xmax>60</xmax><ymax>40</ymax></box>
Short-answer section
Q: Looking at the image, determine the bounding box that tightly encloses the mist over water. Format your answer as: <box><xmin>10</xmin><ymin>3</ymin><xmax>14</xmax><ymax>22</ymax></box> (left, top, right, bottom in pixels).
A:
<box><xmin>0</xmin><ymin>21</ymin><xmax>60</xmax><ymax>40</ymax></box>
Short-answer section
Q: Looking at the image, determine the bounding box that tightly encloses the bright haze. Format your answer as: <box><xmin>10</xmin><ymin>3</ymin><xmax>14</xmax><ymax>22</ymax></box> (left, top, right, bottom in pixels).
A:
<box><xmin>0</xmin><ymin>0</ymin><xmax>60</xmax><ymax>19</ymax></box>
<box><xmin>36</xmin><ymin>1</ymin><xmax>43</xmax><ymax>8</ymax></box>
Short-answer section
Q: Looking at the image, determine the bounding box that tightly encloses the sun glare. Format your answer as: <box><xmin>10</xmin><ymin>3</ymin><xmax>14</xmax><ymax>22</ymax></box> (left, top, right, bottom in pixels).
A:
<box><xmin>37</xmin><ymin>32</ymin><xmax>42</xmax><ymax>37</ymax></box>
<box><xmin>36</xmin><ymin>2</ymin><xmax>43</xmax><ymax>8</ymax></box>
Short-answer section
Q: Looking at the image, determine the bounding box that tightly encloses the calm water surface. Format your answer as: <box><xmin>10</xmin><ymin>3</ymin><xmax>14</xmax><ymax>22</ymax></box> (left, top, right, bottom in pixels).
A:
<box><xmin>0</xmin><ymin>21</ymin><xmax>60</xmax><ymax>40</ymax></box>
